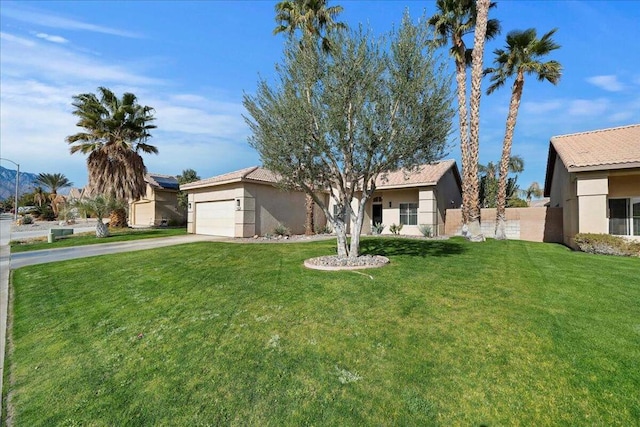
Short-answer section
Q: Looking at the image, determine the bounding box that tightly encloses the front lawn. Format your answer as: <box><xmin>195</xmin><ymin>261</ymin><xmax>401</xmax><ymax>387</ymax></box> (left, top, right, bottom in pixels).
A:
<box><xmin>5</xmin><ymin>238</ymin><xmax>639</xmax><ymax>425</ymax></box>
<box><xmin>10</xmin><ymin>227</ymin><xmax>187</xmax><ymax>253</ymax></box>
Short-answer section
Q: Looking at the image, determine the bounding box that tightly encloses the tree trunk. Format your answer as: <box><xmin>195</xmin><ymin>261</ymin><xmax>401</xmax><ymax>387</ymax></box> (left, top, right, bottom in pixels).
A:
<box><xmin>96</xmin><ymin>219</ymin><xmax>110</xmax><ymax>238</ymax></box>
<box><xmin>495</xmin><ymin>73</ymin><xmax>524</xmax><ymax>241</ymax></box>
<box><xmin>305</xmin><ymin>193</ymin><xmax>315</xmax><ymax>235</ymax></box>
<box><xmin>454</xmin><ymin>51</ymin><xmax>470</xmax><ymax>225</ymax></box>
<box><xmin>109</xmin><ymin>208</ymin><xmax>127</xmax><ymax>228</ymax></box>
<box><xmin>466</xmin><ymin>0</ymin><xmax>491</xmax><ymax>243</ymax></box>
<box><xmin>348</xmin><ymin>197</ymin><xmax>368</xmax><ymax>259</ymax></box>
<box><xmin>333</xmin><ymin>219</ymin><xmax>349</xmax><ymax>257</ymax></box>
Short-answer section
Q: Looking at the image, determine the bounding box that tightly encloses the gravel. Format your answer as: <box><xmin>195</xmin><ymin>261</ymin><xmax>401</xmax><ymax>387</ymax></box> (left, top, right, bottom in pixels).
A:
<box><xmin>304</xmin><ymin>254</ymin><xmax>390</xmax><ymax>270</ymax></box>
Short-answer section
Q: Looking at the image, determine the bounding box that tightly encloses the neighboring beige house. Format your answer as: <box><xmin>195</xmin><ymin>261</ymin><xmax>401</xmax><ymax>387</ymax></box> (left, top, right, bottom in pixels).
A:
<box><xmin>333</xmin><ymin>159</ymin><xmax>462</xmax><ymax>236</ymax></box>
<box><xmin>182</xmin><ymin>161</ymin><xmax>461</xmax><ymax>238</ymax></box>
<box><xmin>544</xmin><ymin>124</ymin><xmax>640</xmax><ymax>248</ymax></box>
<box><xmin>129</xmin><ymin>173</ymin><xmax>184</xmax><ymax>227</ymax></box>
<box><xmin>181</xmin><ymin>166</ymin><xmax>327</xmax><ymax>237</ymax></box>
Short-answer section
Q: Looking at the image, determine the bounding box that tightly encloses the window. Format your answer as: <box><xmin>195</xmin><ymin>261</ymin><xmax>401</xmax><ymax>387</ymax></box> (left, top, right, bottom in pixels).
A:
<box><xmin>399</xmin><ymin>203</ymin><xmax>418</xmax><ymax>226</ymax></box>
<box><xmin>609</xmin><ymin>198</ymin><xmax>640</xmax><ymax>236</ymax></box>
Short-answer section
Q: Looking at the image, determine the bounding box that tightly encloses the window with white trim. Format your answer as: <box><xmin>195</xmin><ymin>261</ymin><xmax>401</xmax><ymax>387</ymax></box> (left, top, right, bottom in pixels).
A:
<box><xmin>399</xmin><ymin>203</ymin><xmax>418</xmax><ymax>226</ymax></box>
<box><xmin>609</xmin><ymin>198</ymin><xmax>640</xmax><ymax>236</ymax></box>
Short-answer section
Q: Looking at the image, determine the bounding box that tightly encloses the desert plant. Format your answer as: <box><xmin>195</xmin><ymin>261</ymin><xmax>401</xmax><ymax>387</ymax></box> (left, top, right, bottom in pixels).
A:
<box><xmin>371</xmin><ymin>222</ymin><xmax>385</xmax><ymax>235</ymax></box>
<box><xmin>418</xmin><ymin>224</ymin><xmax>433</xmax><ymax>237</ymax></box>
<box><xmin>315</xmin><ymin>223</ymin><xmax>333</xmax><ymax>234</ymax></box>
<box><xmin>20</xmin><ymin>214</ymin><xmax>34</xmax><ymax>225</ymax></box>
<box><xmin>57</xmin><ymin>205</ymin><xmax>77</xmax><ymax>224</ymax></box>
<box><xmin>273</xmin><ymin>223</ymin><xmax>291</xmax><ymax>237</ymax></box>
<box><xmin>574</xmin><ymin>233</ymin><xmax>640</xmax><ymax>257</ymax></box>
<box><xmin>389</xmin><ymin>223</ymin><xmax>403</xmax><ymax>235</ymax></box>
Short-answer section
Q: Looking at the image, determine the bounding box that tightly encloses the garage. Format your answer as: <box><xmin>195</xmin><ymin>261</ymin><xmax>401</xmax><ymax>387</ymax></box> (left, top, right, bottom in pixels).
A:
<box><xmin>194</xmin><ymin>200</ymin><xmax>236</xmax><ymax>236</ymax></box>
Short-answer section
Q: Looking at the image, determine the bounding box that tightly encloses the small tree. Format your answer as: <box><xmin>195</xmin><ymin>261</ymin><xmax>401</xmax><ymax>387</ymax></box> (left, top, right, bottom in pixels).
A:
<box><xmin>244</xmin><ymin>15</ymin><xmax>453</xmax><ymax>258</ymax></box>
<box><xmin>176</xmin><ymin>169</ymin><xmax>200</xmax><ymax>212</ymax></box>
<box><xmin>73</xmin><ymin>195</ymin><xmax>125</xmax><ymax>238</ymax></box>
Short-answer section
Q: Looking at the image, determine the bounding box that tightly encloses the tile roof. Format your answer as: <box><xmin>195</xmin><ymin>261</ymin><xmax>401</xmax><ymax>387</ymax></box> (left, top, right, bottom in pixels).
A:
<box><xmin>376</xmin><ymin>159</ymin><xmax>458</xmax><ymax>189</ymax></box>
<box><xmin>550</xmin><ymin>123</ymin><xmax>640</xmax><ymax>171</ymax></box>
<box><xmin>181</xmin><ymin>160</ymin><xmax>459</xmax><ymax>192</ymax></box>
<box><xmin>180</xmin><ymin>166</ymin><xmax>281</xmax><ymax>190</ymax></box>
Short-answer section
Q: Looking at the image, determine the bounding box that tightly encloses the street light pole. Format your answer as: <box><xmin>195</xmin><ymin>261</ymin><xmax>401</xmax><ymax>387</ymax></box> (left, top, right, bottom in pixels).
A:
<box><xmin>0</xmin><ymin>158</ymin><xmax>20</xmax><ymax>221</ymax></box>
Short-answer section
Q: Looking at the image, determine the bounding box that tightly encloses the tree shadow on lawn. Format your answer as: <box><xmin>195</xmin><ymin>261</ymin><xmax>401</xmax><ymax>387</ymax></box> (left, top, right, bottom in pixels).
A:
<box><xmin>359</xmin><ymin>237</ymin><xmax>466</xmax><ymax>258</ymax></box>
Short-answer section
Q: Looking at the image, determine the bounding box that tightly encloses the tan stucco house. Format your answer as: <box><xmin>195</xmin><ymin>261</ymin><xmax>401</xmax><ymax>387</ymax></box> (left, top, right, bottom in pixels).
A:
<box><xmin>129</xmin><ymin>173</ymin><xmax>184</xmax><ymax>227</ymax></box>
<box><xmin>544</xmin><ymin>124</ymin><xmax>640</xmax><ymax>248</ymax></box>
<box><xmin>331</xmin><ymin>159</ymin><xmax>462</xmax><ymax>236</ymax></box>
<box><xmin>181</xmin><ymin>166</ymin><xmax>327</xmax><ymax>237</ymax></box>
<box><xmin>182</xmin><ymin>161</ymin><xmax>461</xmax><ymax>238</ymax></box>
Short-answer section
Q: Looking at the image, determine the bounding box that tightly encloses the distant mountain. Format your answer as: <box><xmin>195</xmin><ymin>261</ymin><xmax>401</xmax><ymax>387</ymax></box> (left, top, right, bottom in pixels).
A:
<box><xmin>0</xmin><ymin>166</ymin><xmax>39</xmax><ymax>200</ymax></box>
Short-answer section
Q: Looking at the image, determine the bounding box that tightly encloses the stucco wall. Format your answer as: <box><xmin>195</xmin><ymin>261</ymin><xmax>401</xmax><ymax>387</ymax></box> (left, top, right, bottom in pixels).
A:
<box><xmin>129</xmin><ymin>185</ymin><xmax>184</xmax><ymax>226</ymax></box>
<box><xmin>445</xmin><ymin>207</ymin><xmax>563</xmax><ymax>243</ymax></box>
<box><xmin>436</xmin><ymin>168</ymin><xmax>463</xmax><ymax>236</ymax></box>
<box><xmin>609</xmin><ymin>172</ymin><xmax>640</xmax><ymax>197</ymax></box>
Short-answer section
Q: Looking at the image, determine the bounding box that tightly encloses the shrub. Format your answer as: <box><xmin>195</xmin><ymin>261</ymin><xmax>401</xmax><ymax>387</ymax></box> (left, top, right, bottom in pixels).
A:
<box><xmin>371</xmin><ymin>222</ymin><xmax>385</xmax><ymax>235</ymax></box>
<box><xmin>418</xmin><ymin>224</ymin><xmax>432</xmax><ymax>237</ymax></box>
<box><xmin>315</xmin><ymin>223</ymin><xmax>333</xmax><ymax>234</ymax></box>
<box><xmin>389</xmin><ymin>223</ymin><xmax>403</xmax><ymax>235</ymax></box>
<box><xmin>574</xmin><ymin>233</ymin><xmax>639</xmax><ymax>257</ymax></box>
<box><xmin>273</xmin><ymin>223</ymin><xmax>291</xmax><ymax>237</ymax></box>
<box><xmin>19</xmin><ymin>214</ymin><xmax>34</xmax><ymax>225</ymax></box>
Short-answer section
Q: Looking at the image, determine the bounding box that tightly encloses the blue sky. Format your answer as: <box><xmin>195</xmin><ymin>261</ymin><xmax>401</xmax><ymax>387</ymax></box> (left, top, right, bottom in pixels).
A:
<box><xmin>1</xmin><ymin>0</ymin><xmax>639</xmax><ymax>193</ymax></box>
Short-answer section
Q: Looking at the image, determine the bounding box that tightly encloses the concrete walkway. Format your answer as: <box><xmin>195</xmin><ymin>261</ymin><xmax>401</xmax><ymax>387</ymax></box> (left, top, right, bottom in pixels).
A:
<box><xmin>0</xmin><ymin>220</ymin><xmax>226</xmax><ymax>421</ymax></box>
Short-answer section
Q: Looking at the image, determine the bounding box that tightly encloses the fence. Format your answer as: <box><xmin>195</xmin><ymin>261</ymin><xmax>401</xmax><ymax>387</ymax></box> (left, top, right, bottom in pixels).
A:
<box><xmin>445</xmin><ymin>207</ymin><xmax>563</xmax><ymax>243</ymax></box>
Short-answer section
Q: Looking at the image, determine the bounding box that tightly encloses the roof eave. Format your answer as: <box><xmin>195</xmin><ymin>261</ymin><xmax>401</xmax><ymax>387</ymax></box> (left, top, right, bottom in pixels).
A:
<box><xmin>567</xmin><ymin>162</ymin><xmax>640</xmax><ymax>173</ymax></box>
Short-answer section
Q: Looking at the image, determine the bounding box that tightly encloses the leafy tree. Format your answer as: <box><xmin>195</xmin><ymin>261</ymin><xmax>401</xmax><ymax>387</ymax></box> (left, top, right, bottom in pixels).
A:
<box><xmin>244</xmin><ymin>15</ymin><xmax>453</xmax><ymax>258</ymax></box>
<box><xmin>274</xmin><ymin>0</ymin><xmax>346</xmax><ymax>53</ymax></box>
<box><xmin>66</xmin><ymin>87</ymin><xmax>158</xmax><ymax>202</ymax></box>
<box><xmin>176</xmin><ymin>169</ymin><xmax>201</xmax><ymax>211</ymax></box>
<box><xmin>428</xmin><ymin>0</ymin><xmax>500</xmax><ymax>229</ymax></box>
<box><xmin>274</xmin><ymin>0</ymin><xmax>346</xmax><ymax>234</ymax></box>
<box><xmin>486</xmin><ymin>28</ymin><xmax>561</xmax><ymax>239</ymax></box>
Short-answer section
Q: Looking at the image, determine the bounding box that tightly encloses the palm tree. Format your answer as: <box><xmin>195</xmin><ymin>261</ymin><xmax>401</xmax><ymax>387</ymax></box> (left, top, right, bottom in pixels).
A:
<box><xmin>66</xmin><ymin>87</ymin><xmax>157</xmax><ymax>202</ymax></box>
<box><xmin>274</xmin><ymin>0</ymin><xmax>346</xmax><ymax>234</ymax></box>
<box><xmin>465</xmin><ymin>0</ymin><xmax>493</xmax><ymax>242</ymax></box>
<box><xmin>486</xmin><ymin>28</ymin><xmax>561</xmax><ymax>240</ymax></box>
<box><xmin>521</xmin><ymin>181</ymin><xmax>544</xmax><ymax>206</ymax></box>
<box><xmin>274</xmin><ymin>0</ymin><xmax>346</xmax><ymax>53</ymax></box>
<box><xmin>35</xmin><ymin>172</ymin><xmax>73</xmax><ymax>217</ymax></box>
<box><xmin>479</xmin><ymin>155</ymin><xmax>524</xmax><ymax>208</ymax></box>
<box><xmin>32</xmin><ymin>186</ymin><xmax>47</xmax><ymax>208</ymax></box>
<box><xmin>73</xmin><ymin>195</ymin><xmax>126</xmax><ymax>238</ymax></box>
<box><xmin>428</xmin><ymin>0</ymin><xmax>500</xmax><ymax>228</ymax></box>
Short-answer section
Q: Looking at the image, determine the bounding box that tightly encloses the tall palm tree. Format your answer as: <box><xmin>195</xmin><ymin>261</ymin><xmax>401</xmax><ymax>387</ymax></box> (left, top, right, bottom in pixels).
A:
<box><xmin>35</xmin><ymin>172</ymin><xmax>73</xmax><ymax>217</ymax></box>
<box><xmin>486</xmin><ymin>28</ymin><xmax>561</xmax><ymax>239</ymax></box>
<box><xmin>465</xmin><ymin>0</ymin><xmax>492</xmax><ymax>242</ymax></box>
<box><xmin>428</xmin><ymin>0</ymin><xmax>500</xmax><ymax>228</ymax></box>
<box><xmin>274</xmin><ymin>0</ymin><xmax>346</xmax><ymax>53</ymax></box>
<box><xmin>66</xmin><ymin>87</ymin><xmax>158</xmax><ymax>202</ymax></box>
<box><xmin>32</xmin><ymin>186</ymin><xmax>47</xmax><ymax>208</ymax></box>
<box><xmin>274</xmin><ymin>0</ymin><xmax>346</xmax><ymax>234</ymax></box>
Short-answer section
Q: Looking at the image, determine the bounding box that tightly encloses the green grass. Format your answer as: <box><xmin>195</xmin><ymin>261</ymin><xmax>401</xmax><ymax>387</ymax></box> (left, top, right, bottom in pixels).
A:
<box><xmin>5</xmin><ymin>238</ymin><xmax>640</xmax><ymax>425</ymax></box>
<box><xmin>10</xmin><ymin>227</ymin><xmax>187</xmax><ymax>253</ymax></box>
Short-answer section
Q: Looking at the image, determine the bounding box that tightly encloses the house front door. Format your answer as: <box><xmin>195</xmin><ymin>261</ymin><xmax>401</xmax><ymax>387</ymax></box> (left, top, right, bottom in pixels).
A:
<box><xmin>372</xmin><ymin>203</ymin><xmax>383</xmax><ymax>225</ymax></box>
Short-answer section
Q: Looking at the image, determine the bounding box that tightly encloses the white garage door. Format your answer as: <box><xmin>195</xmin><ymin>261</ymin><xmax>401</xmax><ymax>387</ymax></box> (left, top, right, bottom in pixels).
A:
<box><xmin>195</xmin><ymin>200</ymin><xmax>236</xmax><ymax>236</ymax></box>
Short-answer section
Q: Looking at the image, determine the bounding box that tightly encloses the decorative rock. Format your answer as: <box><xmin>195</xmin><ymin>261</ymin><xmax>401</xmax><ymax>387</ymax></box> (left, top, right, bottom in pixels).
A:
<box><xmin>304</xmin><ymin>255</ymin><xmax>390</xmax><ymax>271</ymax></box>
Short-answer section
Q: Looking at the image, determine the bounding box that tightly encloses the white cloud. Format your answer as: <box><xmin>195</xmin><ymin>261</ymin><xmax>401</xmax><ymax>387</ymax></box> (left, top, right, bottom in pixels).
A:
<box><xmin>568</xmin><ymin>98</ymin><xmax>610</xmax><ymax>117</ymax></box>
<box><xmin>1</xmin><ymin>5</ymin><xmax>141</xmax><ymax>38</ymax></box>
<box><xmin>522</xmin><ymin>99</ymin><xmax>563</xmax><ymax>115</ymax></box>
<box><xmin>35</xmin><ymin>32</ymin><xmax>68</xmax><ymax>44</ymax></box>
<box><xmin>586</xmin><ymin>75</ymin><xmax>624</xmax><ymax>92</ymax></box>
